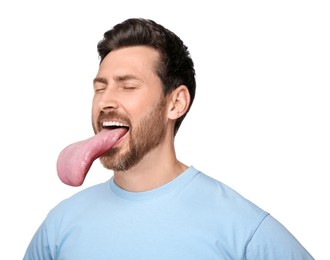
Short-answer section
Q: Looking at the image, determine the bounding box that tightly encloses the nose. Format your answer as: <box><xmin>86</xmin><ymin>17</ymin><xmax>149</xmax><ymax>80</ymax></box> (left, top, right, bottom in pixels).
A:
<box><xmin>97</xmin><ymin>89</ymin><xmax>120</xmax><ymax>112</ymax></box>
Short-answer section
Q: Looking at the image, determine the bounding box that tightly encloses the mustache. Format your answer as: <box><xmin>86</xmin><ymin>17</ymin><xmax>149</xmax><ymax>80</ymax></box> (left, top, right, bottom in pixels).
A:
<box><xmin>97</xmin><ymin>111</ymin><xmax>131</xmax><ymax>127</ymax></box>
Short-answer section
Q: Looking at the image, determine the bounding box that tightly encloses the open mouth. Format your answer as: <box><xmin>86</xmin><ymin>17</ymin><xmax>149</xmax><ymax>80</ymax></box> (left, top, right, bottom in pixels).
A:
<box><xmin>102</xmin><ymin>121</ymin><xmax>130</xmax><ymax>131</ymax></box>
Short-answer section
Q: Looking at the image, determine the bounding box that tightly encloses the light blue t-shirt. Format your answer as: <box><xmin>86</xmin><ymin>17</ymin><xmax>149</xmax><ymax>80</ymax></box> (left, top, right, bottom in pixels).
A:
<box><xmin>24</xmin><ymin>166</ymin><xmax>314</xmax><ymax>259</ymax></box>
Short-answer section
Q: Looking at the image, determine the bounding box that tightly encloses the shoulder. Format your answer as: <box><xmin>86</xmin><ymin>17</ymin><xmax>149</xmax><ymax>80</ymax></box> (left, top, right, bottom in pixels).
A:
<box><xmin>192</xmin><ymin>168</ymin><xmax>267</xmax><ymax>217</ymax></box>
<box><xmin>192</xmin><ymin>169</ymin><xmax>314</xmax><ymax>259</ymax></box>
<box><xmin>185</xmin><ymin>168</ymin><xmax>268</xmax><ymax>234</ymax></box>
<box><xmin>47</xmin><ymin>181</ymin><xmax>110</xmax><ymax>220</ymax></box>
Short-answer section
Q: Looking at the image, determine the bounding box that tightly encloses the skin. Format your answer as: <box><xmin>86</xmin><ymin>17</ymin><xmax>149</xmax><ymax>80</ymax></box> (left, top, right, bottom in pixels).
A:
<box><xmin>92</xmin><ymin>46</ymin><xmax>191</xmax><ymax>192</ymax></box>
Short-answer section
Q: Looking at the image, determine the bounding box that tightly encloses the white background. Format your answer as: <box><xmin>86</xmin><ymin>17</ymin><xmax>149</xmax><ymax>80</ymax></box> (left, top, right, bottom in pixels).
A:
<box><xmin>0</xmin><ymin>1</ymin><xmax>329</xmax><ymax>259</ymax></box>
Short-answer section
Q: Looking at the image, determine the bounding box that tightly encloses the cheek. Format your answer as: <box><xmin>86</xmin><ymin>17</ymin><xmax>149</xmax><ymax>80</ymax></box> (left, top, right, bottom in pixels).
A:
<box><xmin>91</xmin><ymin>99</ymin><xmax>99</xmax><ymax>121</ymax></box>
<box><xmin>128</xmin><ymin>97</ymin><xmax>159</xmax><ymax>117</ymax></box>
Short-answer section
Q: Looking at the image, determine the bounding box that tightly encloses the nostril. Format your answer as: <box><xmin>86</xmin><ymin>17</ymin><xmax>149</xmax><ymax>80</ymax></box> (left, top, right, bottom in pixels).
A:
<box><xmin>98</xmin><ymin>97</ymin><xmax>118</xmax><ymax>110</ymax></box>
<box><xmin>99</xmin><ymin>98</ymin><xmax>119</xmax><ymax>111</ymax></box>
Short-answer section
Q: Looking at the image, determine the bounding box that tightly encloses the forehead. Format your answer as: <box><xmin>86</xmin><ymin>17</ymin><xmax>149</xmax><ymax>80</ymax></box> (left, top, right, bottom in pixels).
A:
<box><xmin>97</xmin><ymin>46</ymin><xmax>160</xmax><ymax>79</ymax></box>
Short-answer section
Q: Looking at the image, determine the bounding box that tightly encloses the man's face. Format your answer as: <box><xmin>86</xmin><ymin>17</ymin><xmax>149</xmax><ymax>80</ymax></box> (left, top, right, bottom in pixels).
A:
<box><xmin>92</xmin><ymin>46</ymin><xmax>168</xmax><ymax>171</ymax></box>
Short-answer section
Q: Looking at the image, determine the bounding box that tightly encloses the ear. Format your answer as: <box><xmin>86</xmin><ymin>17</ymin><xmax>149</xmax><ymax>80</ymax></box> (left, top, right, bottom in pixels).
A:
<box><xmin>167</xmin><ymin>85</ymin><xmax>191</xmax><ymax>120</ymax></box>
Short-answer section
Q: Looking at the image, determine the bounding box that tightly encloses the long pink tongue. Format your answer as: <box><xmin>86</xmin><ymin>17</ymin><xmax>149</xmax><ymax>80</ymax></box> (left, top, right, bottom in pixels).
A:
<box><xmin>56</xmin><ymin>128</ymin><xmax>127</xmax><ymax>186</ymax></box>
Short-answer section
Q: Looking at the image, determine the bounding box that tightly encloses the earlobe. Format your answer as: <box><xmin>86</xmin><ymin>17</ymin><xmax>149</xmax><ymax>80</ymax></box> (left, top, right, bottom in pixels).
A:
<box><xmin>168</xmin><ymin>85</ymin><xmax>190</xmax><ymax>120</ymax></box>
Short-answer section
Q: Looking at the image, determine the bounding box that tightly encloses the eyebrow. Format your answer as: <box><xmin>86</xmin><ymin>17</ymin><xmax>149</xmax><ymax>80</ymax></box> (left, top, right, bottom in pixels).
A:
<box><xmin>93</xmin><ymin>77</ymin><xmax>107</xmax><ymax>85</ymax></box>
<box><xmin>93</xmin><ymin>74</ymin><xmax>141</xmax><ymax>85</ymax></box>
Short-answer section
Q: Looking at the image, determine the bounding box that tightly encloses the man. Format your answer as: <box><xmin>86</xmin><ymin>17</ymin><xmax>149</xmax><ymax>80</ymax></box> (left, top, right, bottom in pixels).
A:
<box><xmin>24</xmin><ymin>18</ymin><xmax>314</xmax><ymax>259</ymax></box>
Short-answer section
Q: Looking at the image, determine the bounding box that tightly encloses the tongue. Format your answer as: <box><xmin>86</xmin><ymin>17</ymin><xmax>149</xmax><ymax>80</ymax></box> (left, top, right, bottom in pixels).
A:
<box><xmin>56</xmin><ymin>128</ymin><xmax>127</xmax><ymax>187</ymax></box>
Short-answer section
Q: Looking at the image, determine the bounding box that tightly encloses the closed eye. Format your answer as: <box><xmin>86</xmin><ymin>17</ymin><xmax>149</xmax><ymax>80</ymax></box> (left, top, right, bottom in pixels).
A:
<box><xmin>121</xmin><ymin>83</ymin><xmax>140</xmax><ymax>91</ymax></box>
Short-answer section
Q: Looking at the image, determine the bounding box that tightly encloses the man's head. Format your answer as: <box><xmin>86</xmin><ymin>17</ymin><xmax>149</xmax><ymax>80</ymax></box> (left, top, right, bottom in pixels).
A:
<box><xmin>92</xmin><ymin>18</ymin><xmax>196</xmax><ymax>171</ymax></box>
<box><xmin>97</xmin><ymin>18</ymin><xmax>196</xmax><ymax>135</ymax></box>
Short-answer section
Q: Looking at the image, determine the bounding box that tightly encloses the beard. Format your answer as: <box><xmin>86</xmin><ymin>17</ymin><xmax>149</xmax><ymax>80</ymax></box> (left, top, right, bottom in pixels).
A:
<box><xmin>98</xmin><ymin>97</ymin><xmax>167</xmax><ymax>172</ymax></box>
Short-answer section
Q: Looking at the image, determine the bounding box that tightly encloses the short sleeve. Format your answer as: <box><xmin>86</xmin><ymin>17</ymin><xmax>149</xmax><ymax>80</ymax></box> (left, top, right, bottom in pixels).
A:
<box><xmin>23</xmin><ymin>220</ymin><xmax>53</xmax><ymax>260</ymax></box>
<box><xmin>245</xmin><ymin>214</ymin><xmax>314</xmax><ymax>260</ymax></box>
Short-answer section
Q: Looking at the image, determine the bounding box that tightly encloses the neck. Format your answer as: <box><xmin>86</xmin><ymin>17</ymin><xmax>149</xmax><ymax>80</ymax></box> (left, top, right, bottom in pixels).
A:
<box><xmin>113</xmin><ymin>143</ymin><xmax>188</xmax><ymax>192</ymax></box>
